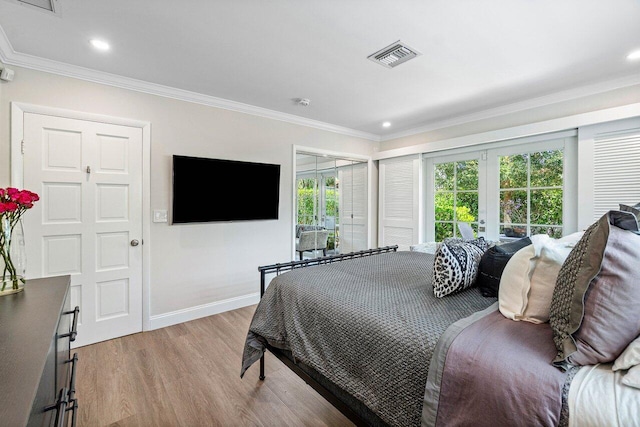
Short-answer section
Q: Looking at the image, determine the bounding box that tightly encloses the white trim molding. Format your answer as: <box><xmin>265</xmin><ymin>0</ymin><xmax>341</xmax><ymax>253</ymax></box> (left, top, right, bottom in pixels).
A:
<box><xmin>148</xmin><ymin>292</ymin><xmax>260</xmax><ymax>330</ymax></box>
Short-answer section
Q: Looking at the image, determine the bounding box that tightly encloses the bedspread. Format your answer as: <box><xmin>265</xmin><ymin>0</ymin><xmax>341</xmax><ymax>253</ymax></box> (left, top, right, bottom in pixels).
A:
<box><xmin>241</xmin><ymin>251</ymin><xmax>495</xmax><ymax>427</ymax></box>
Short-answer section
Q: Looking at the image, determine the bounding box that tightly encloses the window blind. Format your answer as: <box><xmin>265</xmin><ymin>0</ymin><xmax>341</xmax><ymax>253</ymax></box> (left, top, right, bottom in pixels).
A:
<box><xmin>593</xmin><ymin>128</ymin><xmax>640</xmax><ymax>220</ymax></box>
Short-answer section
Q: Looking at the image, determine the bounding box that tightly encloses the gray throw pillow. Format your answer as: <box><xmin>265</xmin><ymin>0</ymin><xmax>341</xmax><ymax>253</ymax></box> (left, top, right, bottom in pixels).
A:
<box><xmin>620</xmin><ymin>202</ymin><xmax>640</xmax><ymax>229</ymax></box>
<box><xmin>477</xmin><ymin>237</ymin><xmax>532</xmax><ymax>297</ymax></box>
<box><xmin>549</xmin><ymin>211</ymin><xmax>640</xmax><ymax>370</ymax></box>
<box><xmin>433</xmin><ymin>238</ymin><xmax>489</xmax><ymax>298</ymax></box>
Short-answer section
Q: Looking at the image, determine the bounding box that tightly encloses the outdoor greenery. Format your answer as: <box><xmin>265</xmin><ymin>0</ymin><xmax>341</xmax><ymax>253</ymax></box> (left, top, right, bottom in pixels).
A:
<box><xmin>297</xmin><ymin>178</ymin><xmax>338</xmax><ymax>225</ymax></box>
<box><xmin>434</xmin><ymin>160</ymin><xmax>479</xmax><ymax>241</ymax></box>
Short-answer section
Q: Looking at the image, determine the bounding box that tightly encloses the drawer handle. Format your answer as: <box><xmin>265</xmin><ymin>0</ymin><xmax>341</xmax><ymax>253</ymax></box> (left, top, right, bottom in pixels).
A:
<box><xmin>61</xmin><ymin>306</ymin><xmax>80</xmax><ymax>342</ymax></box>
<box><xmin>65</xmin><ymin>353</ymin><xmax>79</xmax><ymax>427</ymax></box>
<box><xmin>45</xmin><ymin>387</ymin><xmax>69</xmax><ymax>427</ymax></box>
<box><xmin>66</xmin><ymin>353</ymin><xmax>78</xmax><ymax>397</ymax></box>
<box><xmin>66</xmin><ymin>398</ymin><xmax>78</xmax><ymax>427</ymax></box>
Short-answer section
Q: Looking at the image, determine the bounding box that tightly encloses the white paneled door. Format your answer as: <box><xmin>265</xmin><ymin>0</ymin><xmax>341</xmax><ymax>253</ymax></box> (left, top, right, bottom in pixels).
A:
<box><xmin>22</xmin><ymin>112</ymin><xmax>143</xmax><ymax>348</ymax></box>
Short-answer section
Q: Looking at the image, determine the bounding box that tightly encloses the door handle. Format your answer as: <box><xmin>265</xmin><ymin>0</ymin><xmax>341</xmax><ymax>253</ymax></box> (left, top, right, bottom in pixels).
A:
<box><xmin>130</xmin><ymin>239</ymin><xmax>140</xmax><ymax>246</ymax></box>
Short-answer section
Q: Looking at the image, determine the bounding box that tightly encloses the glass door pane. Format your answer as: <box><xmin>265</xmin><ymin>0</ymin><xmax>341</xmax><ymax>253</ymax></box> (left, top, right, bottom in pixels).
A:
<box><xmin>322</xmin><ymin>170</ymin><xmax>339</xmax><ymax>255</ymax></box>
<box><xmin>499</xmin><ymin>149</ymin><xmax>564</xmax><ymax>238</ymax></box>
<box><xmin>295</xmin><ymin>154</ymin><xmax>321</xmax><ymax>260</ymax></box>
<box><xmin>434</xmin><ymin>159</ymin><xmax>479</xmax><ymax>241</ymax></box>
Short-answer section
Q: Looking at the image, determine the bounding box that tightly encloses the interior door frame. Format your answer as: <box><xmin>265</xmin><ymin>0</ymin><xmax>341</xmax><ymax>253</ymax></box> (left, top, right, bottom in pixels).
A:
<box><xmin>292</xmin><ymin>145</ymin><xmax>373</xmax><ymax>260</ymax></box>
<box><xmin>10</xmin><ymin>102</ymin><xmax>152</xmax><ymax>331</ymax></box>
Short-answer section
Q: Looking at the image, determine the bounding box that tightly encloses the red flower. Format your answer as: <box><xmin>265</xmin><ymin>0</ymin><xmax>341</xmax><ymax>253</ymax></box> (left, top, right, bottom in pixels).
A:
<box><xmin>6</xmin><ymin>187</ymin><xmax>19</xmax><ymax>199</ymax></box>
<box><xmin>16</xmin><ymin>191</ymin><xmax>38</xmax><ymax>206</ymax></box>
<box><xmin>0</xmin><ymin>202</ymin><xmax>18</xmax><ymax>213</ymax></box>
<box><xmin>0</xmin><ymin>187</ymin><xmax>39</xmax><ymax>220</ymax></box>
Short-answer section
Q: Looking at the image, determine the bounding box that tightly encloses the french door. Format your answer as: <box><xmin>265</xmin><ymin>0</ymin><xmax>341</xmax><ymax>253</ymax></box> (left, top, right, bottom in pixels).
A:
<box><xmin>424</xmin><ymin>133</ymin><xmax>575</xmax><ymax>242</ymax></box>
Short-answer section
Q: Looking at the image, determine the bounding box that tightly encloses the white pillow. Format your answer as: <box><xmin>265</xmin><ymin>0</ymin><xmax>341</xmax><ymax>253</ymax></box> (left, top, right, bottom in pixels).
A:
<box><xmin>558</xmin><ymin>231</ymin><xmax>585</xmax><ymax>247</ymax></box>
<box><xmin>613</xmin><ymin>336</ymin><xmax>640</xmax><ymax>371</ymax></box>
<box><xmin>499</xmin><ymin>233</ymin><xmax>578</xmax><ymax>323</ymax></box>
<box><xmin>498</xmin><ymin>241</ymin><xmax>538</xmax><ymax>321</ymax></box>
<box><xmin>522</xmin><ymin>237</ymin><xmax>577</xmax><ymax>323</ymax></box>
<box><xmin>622</xmin><ymin>364</ymin><xmax>640</xmax><ymax>389</ymax></box>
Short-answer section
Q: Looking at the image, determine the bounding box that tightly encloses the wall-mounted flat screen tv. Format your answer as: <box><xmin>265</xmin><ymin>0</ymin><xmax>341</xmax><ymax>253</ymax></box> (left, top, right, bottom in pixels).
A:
<box><xmin>172</xmin><ymin>155</ymin><xmax>281</xmax><ymax>224</ymax></box>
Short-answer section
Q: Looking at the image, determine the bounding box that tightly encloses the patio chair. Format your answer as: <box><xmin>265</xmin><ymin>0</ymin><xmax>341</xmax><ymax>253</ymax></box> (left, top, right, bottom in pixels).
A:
<box><xmin>296</xmin><ymin>229</ymin><xmax>330</xmax><ymax>260</ymax></box>
<box><xmin>458</xmin><ymin>222</ymin><xmax>475</xmax><ymax>240</ymax></box>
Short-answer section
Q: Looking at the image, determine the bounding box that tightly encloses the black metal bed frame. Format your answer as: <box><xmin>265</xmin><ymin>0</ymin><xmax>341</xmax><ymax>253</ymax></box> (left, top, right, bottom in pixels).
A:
<box><xmin>256</xmin><ymin>245</ymin><xmax>398</xmax><ymax>427</ymax></box>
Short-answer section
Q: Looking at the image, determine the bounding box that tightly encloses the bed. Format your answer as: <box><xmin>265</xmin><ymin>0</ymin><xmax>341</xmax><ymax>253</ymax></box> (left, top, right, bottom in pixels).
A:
<box><xmin>240</xmin><ymin>216</ymin><xmax>640</xmax><ymax>427</ymax></box>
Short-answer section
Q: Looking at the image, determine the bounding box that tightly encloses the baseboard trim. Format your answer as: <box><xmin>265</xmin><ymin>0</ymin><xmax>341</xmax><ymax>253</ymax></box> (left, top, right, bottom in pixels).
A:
<box><xmin>148</xmin><ymin>292</ymin><xmax>260</xmax><ymax>330</ymax></box>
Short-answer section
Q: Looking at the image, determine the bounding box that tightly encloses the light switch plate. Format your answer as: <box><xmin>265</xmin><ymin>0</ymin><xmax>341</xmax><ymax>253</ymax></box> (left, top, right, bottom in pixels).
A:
<box><xmin>153</xmin><ymin>209</ymin><xmax>168</xmax><ymax>223</ymax></box>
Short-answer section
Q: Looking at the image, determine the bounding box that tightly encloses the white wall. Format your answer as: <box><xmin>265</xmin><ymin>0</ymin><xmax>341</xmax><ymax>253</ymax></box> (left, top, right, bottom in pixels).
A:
<box><xmin>0</xmin><ymin>65</ymin><xmax>376</xmax><ymax>323</ymax></box>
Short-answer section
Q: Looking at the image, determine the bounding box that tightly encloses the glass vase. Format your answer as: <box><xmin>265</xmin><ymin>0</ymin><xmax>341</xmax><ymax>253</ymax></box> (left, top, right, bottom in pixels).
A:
<box><xmin>1</xmin><ymin>217</ymin><xmax>26</xmax><ymax>295</ymax></box>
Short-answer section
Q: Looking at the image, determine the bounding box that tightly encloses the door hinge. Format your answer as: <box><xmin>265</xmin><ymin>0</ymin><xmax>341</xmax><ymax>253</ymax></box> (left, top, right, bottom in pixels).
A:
<box><xmin>21</xmin><ymin>140</ymin><xmax>25</xmax><ymax>154</ymax></box>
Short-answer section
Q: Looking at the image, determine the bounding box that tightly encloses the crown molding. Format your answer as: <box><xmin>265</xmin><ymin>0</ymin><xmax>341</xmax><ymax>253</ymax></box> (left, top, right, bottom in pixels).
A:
<box><xmin>0</xmin><ymin>26</ymin><xmax>380</xmax><ymax>142</ymax></box>
<box><xmin>380</xmin><ymin>73</ymin><xmax>640</xmax><ymax>142</ymax></box>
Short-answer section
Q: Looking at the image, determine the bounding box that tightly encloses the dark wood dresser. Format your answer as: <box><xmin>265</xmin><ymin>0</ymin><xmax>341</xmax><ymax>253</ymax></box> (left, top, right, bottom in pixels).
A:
<box><xmin>0</xmin><ymin>275</ymin><xmax>79</xmax><ymax>427</ymax></box>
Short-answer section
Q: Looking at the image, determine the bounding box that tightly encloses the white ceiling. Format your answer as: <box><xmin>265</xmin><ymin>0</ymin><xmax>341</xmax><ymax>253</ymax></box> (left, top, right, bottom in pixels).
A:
<box><xmin>0</xmin><ymin>0</ymin><xmax>639</xmax><ymax>141</ymax></box>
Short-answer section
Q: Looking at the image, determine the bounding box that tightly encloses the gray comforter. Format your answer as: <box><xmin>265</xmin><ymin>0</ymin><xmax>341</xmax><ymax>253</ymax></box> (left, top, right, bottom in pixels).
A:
<box><xmin>240</xmin><ymin>251</ymin><xmax>495</xmax><ymax>426</ymax></box>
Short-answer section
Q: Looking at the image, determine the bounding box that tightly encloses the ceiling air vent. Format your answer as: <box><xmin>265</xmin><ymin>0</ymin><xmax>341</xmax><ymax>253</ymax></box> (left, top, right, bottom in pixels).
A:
<box><xmin>5</xmin><ymin>0</ymin><xmax>58</xmax><ymax>13</ymax></box>
<box><xmin>367</xmin><ymin>40</ymin><xmax>421</xmax><ymax>69</ymax></box>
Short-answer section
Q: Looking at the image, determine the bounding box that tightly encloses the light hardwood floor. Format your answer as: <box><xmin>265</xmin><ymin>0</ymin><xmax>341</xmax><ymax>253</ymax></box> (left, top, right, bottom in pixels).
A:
<box><xmin>75</xmin><ymin>305</ymin><xmax>354</xmax><ymax>427</ymax></box>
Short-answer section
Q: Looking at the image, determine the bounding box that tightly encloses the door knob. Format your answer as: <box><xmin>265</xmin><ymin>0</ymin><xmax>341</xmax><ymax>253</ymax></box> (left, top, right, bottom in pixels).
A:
<box><xmin>130</xmin><ymin>239</ymin><xmax>139</xmax><ymax>246</ymax></box>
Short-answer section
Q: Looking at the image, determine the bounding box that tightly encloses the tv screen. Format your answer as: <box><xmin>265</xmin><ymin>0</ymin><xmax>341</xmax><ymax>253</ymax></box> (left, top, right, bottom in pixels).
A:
<box><xmin>172</xmin><ymin>155</ymin><xmax>281</xmax><ymax>223</ymax></box>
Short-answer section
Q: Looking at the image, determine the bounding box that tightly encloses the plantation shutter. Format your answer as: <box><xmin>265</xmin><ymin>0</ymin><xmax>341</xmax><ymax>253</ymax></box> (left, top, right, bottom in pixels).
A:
<box><xmin>339</xmin><ymin>162</ymin><xmax>368</xmax><ymax>253</ymax></box>
<box><xmin>378</xmin><ymin>155</ymin><xmax>421</xmax><ymax>251</ymax></box>
<box><xmin>578</xmin><ymin>117</ymin><xmax>640</xmax><ymax>229</ymax></box>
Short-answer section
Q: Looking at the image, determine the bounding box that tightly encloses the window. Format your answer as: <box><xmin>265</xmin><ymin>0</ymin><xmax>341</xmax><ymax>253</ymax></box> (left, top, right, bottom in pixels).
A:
<box><xmin>434</xmin><ymin>159</ymin><xmax>479</xmax><ymax>241</ymax></box>
<box><xmin>499</xmin><ymin>149</ymin><xmax>563</xmax><ymax>238</ymax></box>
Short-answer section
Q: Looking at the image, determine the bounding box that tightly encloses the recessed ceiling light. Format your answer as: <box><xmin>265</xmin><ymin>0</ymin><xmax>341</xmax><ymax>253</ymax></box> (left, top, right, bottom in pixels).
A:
<box><xmin>627</xmin><ymin>50</ymin><xmax>640</xmax><ymax>61</ymax></box>
<box><xmin>382</xmin><ymin>122</ymin><xmax>391</xmax><ymax>128</ymax></box>
<box><xmin>90</xmin><ymin>39</ymin><xmax>110</xmax><ymax>51</ymax></box>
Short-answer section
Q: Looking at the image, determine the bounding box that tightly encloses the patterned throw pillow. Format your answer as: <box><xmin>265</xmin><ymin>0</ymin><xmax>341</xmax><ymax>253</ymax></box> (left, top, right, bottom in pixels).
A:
<box><xmin>433</xmin><ymin>237</ymin><xmax>489</xmax><ymax>298</ymax></box>
<box><xmin>549</xmin><ymin>211</ymin><xmax>640</xmax><ymax>370</ymax></box>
